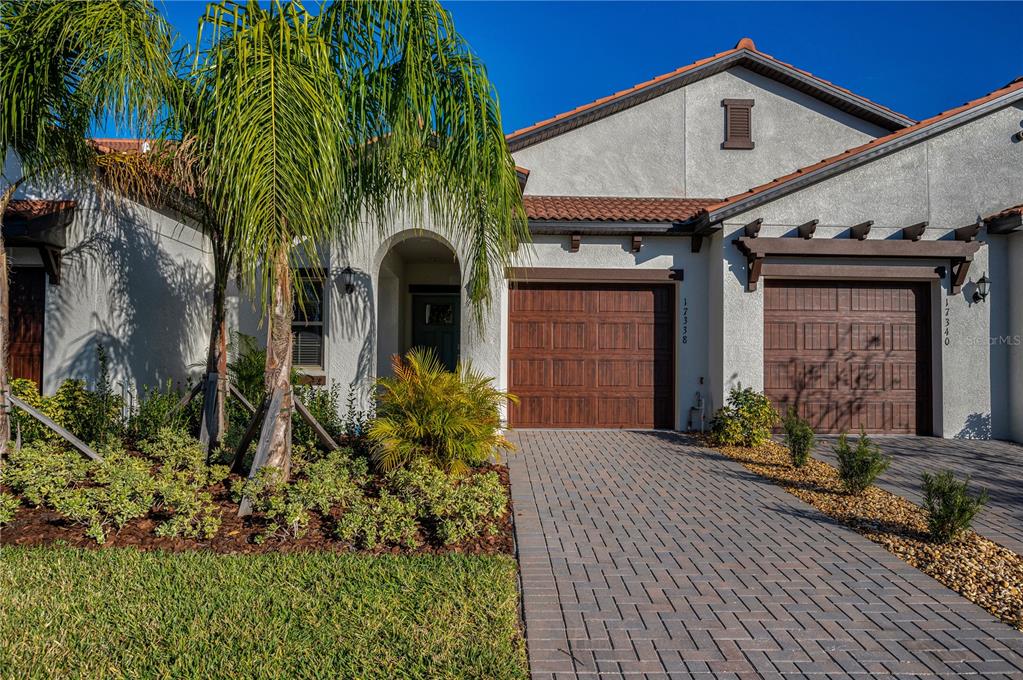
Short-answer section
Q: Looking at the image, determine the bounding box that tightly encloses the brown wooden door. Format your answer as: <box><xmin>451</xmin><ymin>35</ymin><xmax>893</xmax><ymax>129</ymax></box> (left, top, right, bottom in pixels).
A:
<box><xmin>763</xmin><ymin>280</ymin><xmax>931</xmax><ymax>434</ymax></box>
<box><xmin>508</xmin><ymin>283</ymin><xmax>674</xmax><ymax>428</ymax></box>
<box><xmin>9</xmin><ymin>267</ymin><xmax>46</xmax><ymax>386</ymax></box>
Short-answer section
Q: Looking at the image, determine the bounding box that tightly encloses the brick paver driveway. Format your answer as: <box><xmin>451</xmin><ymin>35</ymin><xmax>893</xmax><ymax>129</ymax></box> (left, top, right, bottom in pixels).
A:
<box><xmin>813</xmin><ymin>436</ymin><xmax>1023</xmax><ymax>555</ymax></box>
<box><xmin>509</xmin><ymin>430</ymin><xmax>1023</xmax><ymax>679</ymax></box>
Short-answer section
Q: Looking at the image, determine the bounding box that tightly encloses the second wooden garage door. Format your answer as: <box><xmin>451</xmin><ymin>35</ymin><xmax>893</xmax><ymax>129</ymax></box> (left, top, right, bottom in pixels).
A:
<box><xmin>508</xmin><ymin>283</ymin><xmax>674</xmax><ymax>428</ymax></box>
<box><xmin>763</xmin><ymin>280</ymin><xmax>932</xmax><ymax>434</ymax></box>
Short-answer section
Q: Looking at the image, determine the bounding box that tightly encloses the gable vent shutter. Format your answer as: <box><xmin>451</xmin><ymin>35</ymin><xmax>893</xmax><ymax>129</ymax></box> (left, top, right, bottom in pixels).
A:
<box><xmin>722</xmin><ymin>99</ymin><xmax>755</xmax><ymax>149</ymax></box>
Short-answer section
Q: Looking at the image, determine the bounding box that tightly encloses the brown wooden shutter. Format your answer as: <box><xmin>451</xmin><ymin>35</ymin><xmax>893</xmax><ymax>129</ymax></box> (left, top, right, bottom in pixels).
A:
<box><xmin>722</xmin><ymin>99</ymin><xmax>755</xmax><ymax>149</ymax></box>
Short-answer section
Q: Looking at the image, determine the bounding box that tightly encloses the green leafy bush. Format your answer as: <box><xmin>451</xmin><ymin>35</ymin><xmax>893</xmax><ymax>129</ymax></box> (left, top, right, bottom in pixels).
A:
<box><xmin>3</xmin><ymin>441</ymin><xmax>90</xmax><ymax>507</ymax></box>
<box><xmin>710</xmin><ymin>386</ymin><xmax>779</xmax><ymax>448</ymax></box>
<box><xmin>125</xmin><ymin>381</ymin><xmax>191</xmax><ymax>447</ymax></box>
<box><xmin>782</xmin><ymin>407</ymin><xmax>815</xmax><ymax>468</ymax></box>
<box><xmin>9</xmin><ymin>378</ymin><xmax>55</xmax><ymax>443</ymax></box>
<box><xmin>293</xmin><ymin>382</ymin><xmax>344</xmax><ymax>447</ymax></box>
<box><xmin>0</xmin><ymin>492</ymin><xmax>20</xmax><ymax>525</ymax></box>
<box><xmin>386</xmin><ymin>460</ymin><xmax>507</xmax><ymax>545</ymax></box>
<box><xmin>335</xmin><ymin>492</ymin><xmax>420</xmax><ymax>550</ymax></box>
<box><xmin>922</xmin><ymin>470</ymin><xmax>989</xmax><ymax>543</ymax></box>
<box><xmin>141</xmin><ymin>429</ymin><xmax>229</xmax><ymax>539</ymax></box>
<box><xmin>49</xmin><ymin>450</ymin><xmax>156</xmax><ymax>543</ymax></box>
<box><xmin>370</xmin><ymin>348</ymin><xmax>516</xmax><ymax>475</ymax></box>
<box><xmin>834</xmin><ymin>431</ymin><xmax>891</xmax><ymax>494</ymax></box>
<box><xmin>234</xmin><ymin>449</ymin><xmax>367</xmax><ymax>543</ymax></box>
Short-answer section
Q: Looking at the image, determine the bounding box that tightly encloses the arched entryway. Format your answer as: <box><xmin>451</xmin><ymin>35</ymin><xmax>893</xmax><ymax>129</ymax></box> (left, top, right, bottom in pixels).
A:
<box><xmin>375</xmin><ymin>233</ymin><xmax>461</xmax><ymax>376</ymax></box>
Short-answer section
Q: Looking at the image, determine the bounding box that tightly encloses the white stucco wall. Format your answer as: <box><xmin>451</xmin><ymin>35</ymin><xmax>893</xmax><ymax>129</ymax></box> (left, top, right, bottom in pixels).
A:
<box><xmin>1008</xmin><ymin>232</ymin><xmax>1023</xmax><ymax>443</ymax></box>
<box><xmin>719</xmin><ymin>101</ymin><xmax>1023</xmax><ymax>440</ymax></box>
<box><xmin>513</xmin><ymin>66</ymin><xmax>887</xmax><ymax>199</ymax></box>
<box><xmin>6</xmin><ymin>158</ymin><xmax>213</xmax><ymax>397</ymax></box>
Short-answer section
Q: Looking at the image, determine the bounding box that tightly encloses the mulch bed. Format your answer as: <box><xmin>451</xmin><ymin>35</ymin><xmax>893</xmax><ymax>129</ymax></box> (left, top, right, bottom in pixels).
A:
<box><xmin>0</xmin><ymin>464</ymin><xmax>514</xmax><ymax>557</ymax></box>
<box><xmin>709</xmin><ymin>438</ymin><xmax>1023</xmax><ymax>631</ymax></box>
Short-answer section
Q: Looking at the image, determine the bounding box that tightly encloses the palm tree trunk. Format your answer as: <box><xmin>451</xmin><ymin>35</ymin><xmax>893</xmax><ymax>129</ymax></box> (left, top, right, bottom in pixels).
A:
<box><xmin>203</xmin><ymin>245</ymin><xmax>230</xmax><ymax>449</ymax></box>
<box><xmin>0</xmin><ymin>179</ymin><xmax>23</xmax><ymax>458</ymax></box>
<box><xmin>262</xmin><ymin>247</ymin><xmax>294</xmax><ymax>479</ymax></box>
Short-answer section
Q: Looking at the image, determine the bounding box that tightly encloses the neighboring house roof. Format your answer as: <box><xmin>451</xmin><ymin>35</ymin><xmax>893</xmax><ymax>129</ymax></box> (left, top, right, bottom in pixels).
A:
<box><xmin>4</xmin><ymin>199</ymin><xmax>77</xmax><ymax>222</ymax></box>
<box><xmin>524</xmin><ymin>195</ymin><xmax>720</xmax><ymax>223</ymax></box>
<box><xmin>699</xmin><ymin>76</ymin><xmax>1023</xmax><ymax>225</ymax></box>
<box><xmin>506</xmin><ymin>37</ymin><xmax>914</xmax><ymax>152</ymax></box>
<box><xmin>92</xmin><ymin>138</ymin><xmax>154</xmax><ymax>154</ymax></box>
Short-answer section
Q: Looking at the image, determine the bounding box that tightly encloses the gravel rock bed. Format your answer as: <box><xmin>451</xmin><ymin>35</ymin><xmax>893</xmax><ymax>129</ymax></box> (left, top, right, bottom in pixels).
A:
<box><xmin>712</xmin><ymin>439</ymin><xmax>1023</xmax><ymax>631</ymax></box>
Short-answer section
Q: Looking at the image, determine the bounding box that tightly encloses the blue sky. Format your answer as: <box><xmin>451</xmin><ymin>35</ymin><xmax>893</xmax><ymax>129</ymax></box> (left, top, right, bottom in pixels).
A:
<box><xmin>155</xmin><ymin>1</ymin><xmax>1019</xmax><ymax>134</ymax></box>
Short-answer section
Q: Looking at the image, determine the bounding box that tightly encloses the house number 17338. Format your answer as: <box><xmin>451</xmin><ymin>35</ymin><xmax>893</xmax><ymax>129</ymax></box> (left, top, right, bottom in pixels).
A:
<box><xmin>682</xmin><ymin>298</ymin><xmax>688</xmax><ymax>344</ymax></box>
<box><xmin>944</xmin><ymin>298</ymin><xmax>950</xmax><ymax>346</ymax></box>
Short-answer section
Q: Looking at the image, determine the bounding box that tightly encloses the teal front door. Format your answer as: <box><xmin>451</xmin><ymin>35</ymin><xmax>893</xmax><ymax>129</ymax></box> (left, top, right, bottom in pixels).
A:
<box><xmin>411</xmin><ymin>293</ymin><xmax>460</xmax><ymax>371</ymax></box>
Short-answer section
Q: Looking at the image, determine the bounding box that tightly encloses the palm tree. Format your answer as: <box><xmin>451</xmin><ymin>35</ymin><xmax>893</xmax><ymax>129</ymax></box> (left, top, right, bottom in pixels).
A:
<box><xmin>194</xmin><ymin>0</ymin><xmax>527</xmax><ymax>479</ymax></box>
<box><xmin>0</xmin><ymin>0</ymin><xmax>173</xmax><ymax>454</ymax></box>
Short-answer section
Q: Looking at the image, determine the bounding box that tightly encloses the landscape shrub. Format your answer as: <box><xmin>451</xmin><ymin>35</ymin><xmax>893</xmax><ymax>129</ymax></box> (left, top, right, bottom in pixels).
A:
<box><xmin>3</xmin><ymin>441</ymin><xmax>90</xmax><ymax>507</ymax></box>
<box><xmin>125</xmin><ymin>381</ymin><xmax>191</xmax><ymax>447</ymax></box>
<box><xmin>335</xmin><ymin>492</ymin><xmax>420</xmax><ymax>550</ymax></box>
<box><xmin>922</xmin><ymin>470</ymin><xmax>989</xmax><ymax>543</ymax></box>
<box><xmin>48</xmin><ymin>449</ymin><xmax>156</xmax><ymax>543</ymax></box>
<box><xmin>9</xmin><ymin>378</ymin><xmax>55</xmax><ymax>443</ymax></box>
<box><xmin>0</xmin><ymin>492</ymin><xmax>19</xmax><ymax>525</ymax></box>
<box><xmin>710</xmin><ymin>386</ymin><xmax>779</xmax><ymax>448</ymax></box>
<box><xmin>370</xmin><ymin>348</ymin><xmax>516</xmax><ymax>475</ymax></box>
<box><xmin>234</xmin><ymin>449</ymin><xmax>367</xmax><ymax>543</ymax></box>
<box><xmin>386</xmin><ymin>460</ymin><xmax>507</xmax><ymax>545</ymax></box>
<box><xmin>782</xmin><ymin>406</ymin><xmax>815</xmax><ymax>468</ymax></box>
<box><xmin>227</xmin><ymin>333</ymin><xmax>268</xmax><ymax>406</ymax></box>
<box><xmin>341</xmin><ymin>385</ymin><xmax>374</xmax><ymax>457</ymax></box>
<box><xmin>141</xmin><ymin>429</ymin><xmax>229</xmax><ymax>539</ymax></box>
<box><xmin>834</xmin><ymin>431</ymin><xmax>891</xmax><ymax>494</ymax></box>
<box><xmin>293</xmin><ymin>382</ymin><xmax>344</xmax><ymax>447</ymax></box>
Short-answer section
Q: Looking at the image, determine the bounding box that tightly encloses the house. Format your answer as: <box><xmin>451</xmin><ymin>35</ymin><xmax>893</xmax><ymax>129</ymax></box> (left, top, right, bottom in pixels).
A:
<box><xmin>5</xmin><ymin>38</ymin><xmax>1022</xmax><ymax>441</ymax></box>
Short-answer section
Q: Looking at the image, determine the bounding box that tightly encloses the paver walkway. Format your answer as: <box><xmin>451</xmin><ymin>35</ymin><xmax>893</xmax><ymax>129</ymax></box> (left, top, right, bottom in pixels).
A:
<box><xmin>813</xmin><ymin>436</ymin><xmax>1023</xmax><ymax>555</ymax></box>
<box><xmin>509</xmin><ymin>430</ymin><xmax>1023</xmax><ymax>679</ymax></box>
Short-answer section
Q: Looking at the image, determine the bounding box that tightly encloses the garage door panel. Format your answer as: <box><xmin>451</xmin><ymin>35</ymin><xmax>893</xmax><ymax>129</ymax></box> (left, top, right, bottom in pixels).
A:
<box><xmin>765</xmin><ymin>280</ymin><xmax>930</xmax><ymax>435</ymax></box>
<box><xmin>509</xmin><ymin>282</ymin><xmax>674</xmax><ymax>429</ymax></box>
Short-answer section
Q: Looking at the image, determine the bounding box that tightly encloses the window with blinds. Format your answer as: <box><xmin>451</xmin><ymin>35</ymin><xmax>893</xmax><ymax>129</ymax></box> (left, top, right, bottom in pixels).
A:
<box><xmin>721</xmin><ymin>98</ymin><xmax>755</xmax><ymax>150</ymax></box>
<box><xmin>292</xmin><ymin>271</ymin><xmax>324</xmax><ymax>368</ymax></box>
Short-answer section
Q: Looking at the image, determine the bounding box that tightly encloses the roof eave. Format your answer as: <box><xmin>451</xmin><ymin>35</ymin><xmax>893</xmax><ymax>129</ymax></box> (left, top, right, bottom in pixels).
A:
<box><xmin>507</xmin><ymin>48</ymin><xmax>912</xmax><ymax>152</ymax></box>
<box><xmin>529</xmin><ymin>220</ymin><xmax>682</xmax><ymax>235</ymax></box>
<box><xmin>704</xmin><ymin>86</ymin><xmax>1023</xmax><ymax>225</ymax></box>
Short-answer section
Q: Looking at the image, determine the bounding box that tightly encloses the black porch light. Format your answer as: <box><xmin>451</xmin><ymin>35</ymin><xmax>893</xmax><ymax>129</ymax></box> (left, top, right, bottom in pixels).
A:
<box><xmin>339</xmin><ymin>265</ymin><xmax>355</xmax><ymax>295</ymax></box>
<box><xmin>973</xmin><ymin>273</ymin><xmax>990</xmax><ymax>303</ymax></box>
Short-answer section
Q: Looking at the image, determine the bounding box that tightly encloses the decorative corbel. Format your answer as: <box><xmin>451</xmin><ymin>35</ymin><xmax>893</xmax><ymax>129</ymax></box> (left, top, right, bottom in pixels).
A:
<box><xmin>743</xmin><ymin>218</ymin><xmax>763</xmax><ymax>238</ymax></box>
<box><xmin>954</xmin><ymin>221</ymin><xmax>981</xmax><ymax>242</ymax></box>
<box><xmin>797</xmin><ymin>219</ymin><xmax>819</xmax><ymax>240</ymax></box>
<box><xmin>39</xmin><ymin>246</ymin><xmax>61</xmax><ymax>285</ymax></box>
<box><xmin>570</xmin><ymin>234</ymin><xmax>581</xmax><ymax>252</ymax></box>
<box><xmin>690</xmin><ymin>232</ymin><xmax>704</xmax><ymax>253</ymax></box>
<box><xmin>950</xmin><ymin>256</ymin><xmax>972</xmax><ymax>295</ymax></box>
<box><xmin>849</xmin><ymin>221</ymin><xmax>872</xmax><ymax>240</ymax></box>
<box><xmin>901</xmin><ymin>221</ymin><xmax>927</xmax><ymax>241</ymax></box>
<box><xmin>748</xmin><ymin>255</ymin><xmax>764</xmax><ymax>292</ymax></box>
<box><xmin>631</xmin><ymin>235</ymin><xmax>642</xmax><ymax>253</ymax></box>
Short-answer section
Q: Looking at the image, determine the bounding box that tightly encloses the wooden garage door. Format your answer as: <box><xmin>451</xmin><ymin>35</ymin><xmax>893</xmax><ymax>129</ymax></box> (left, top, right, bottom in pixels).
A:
<box><xmin>763</xmin><ymin>280</ymin><xmax>931</xmax><ymax>435</ymax></box>
<box><xmin>508</xmin><ymin>283</ymin><xmax>674</xmax><ymax>429</ymax></box>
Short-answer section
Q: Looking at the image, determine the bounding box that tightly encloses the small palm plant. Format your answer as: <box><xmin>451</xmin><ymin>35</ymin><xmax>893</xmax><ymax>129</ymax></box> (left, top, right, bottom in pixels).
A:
<box><xmin>370</xmin><ymin>348</ymin><xmax>517</xmax><ymax>476</ymax></box>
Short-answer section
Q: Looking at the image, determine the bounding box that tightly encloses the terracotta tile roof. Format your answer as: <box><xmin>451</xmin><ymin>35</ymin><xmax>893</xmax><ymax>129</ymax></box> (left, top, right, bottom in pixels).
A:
<box><xmin>507</xmin><ymin>38</ymin><xmax>912</xmax><ymax>150</ymax></box>
<box><xmin>705</xmin><ymin>77</ymin><xmax>1023</xmax><ymax>220</ymax></box>
<box><xmin>4</xmin><ymin>199</ymin><xmax>77</xmax><ymax>221</ymax></box>
<box><xmin>523</xmin><ymin>195</ymin><xmax>721</xmax><ymax>223</ymax></box>
<box><xmin>91</xmin><ymin>138</ymin><xmax>154</xmax><ymax>154</ymax></box>
<box><xmin>985</xmin><ymin>203</ymin><xmax>1023</xmax><ymax>222</ymax></box>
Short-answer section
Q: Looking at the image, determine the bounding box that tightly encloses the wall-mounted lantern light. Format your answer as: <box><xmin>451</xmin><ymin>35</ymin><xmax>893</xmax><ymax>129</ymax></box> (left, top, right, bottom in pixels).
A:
<box><xmin>973</xmin><ymin>273</ymin><xmax>990</xmax><ymax>303</ymax></box>
<box><xmin>339</xmin><ymin>265</ymin><xmax>355</xmax><ymax>295</ymax></box>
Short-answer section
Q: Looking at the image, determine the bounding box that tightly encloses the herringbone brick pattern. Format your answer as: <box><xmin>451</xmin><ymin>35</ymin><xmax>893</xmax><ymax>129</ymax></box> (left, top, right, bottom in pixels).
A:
<box><xmin>508</xmin><ymin>430</ymin><xmax>1023</xmax><ymax>679</ymax></box>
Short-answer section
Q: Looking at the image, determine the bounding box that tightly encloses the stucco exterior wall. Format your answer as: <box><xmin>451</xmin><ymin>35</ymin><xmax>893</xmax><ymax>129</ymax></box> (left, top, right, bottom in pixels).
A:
<box><xmin>512</xmin><ymin>66</ymin><xmax>887</xmax><ymax>200</ymax></box>
<box><xmin>719</xmin><ymin>101</ymin><xmax>1023</xmax><ymax>440</ymax></box>
<box><xmin>9</xmin><ymin>178</ymin><xmax>213</xmax><ymax>396</ymax></box>
<box><xmin>1009</xmin><ymin>232</ymin><xmax>1023</xmax><ymax>443</ymax></box>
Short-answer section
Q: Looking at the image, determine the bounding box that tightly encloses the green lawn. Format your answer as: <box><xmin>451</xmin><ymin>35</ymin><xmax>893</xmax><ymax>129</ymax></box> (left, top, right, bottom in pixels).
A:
<box><xmin>0</xmin><ymin>547</ymin><xmax>527</xmax><ymax>679</ymax></box>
